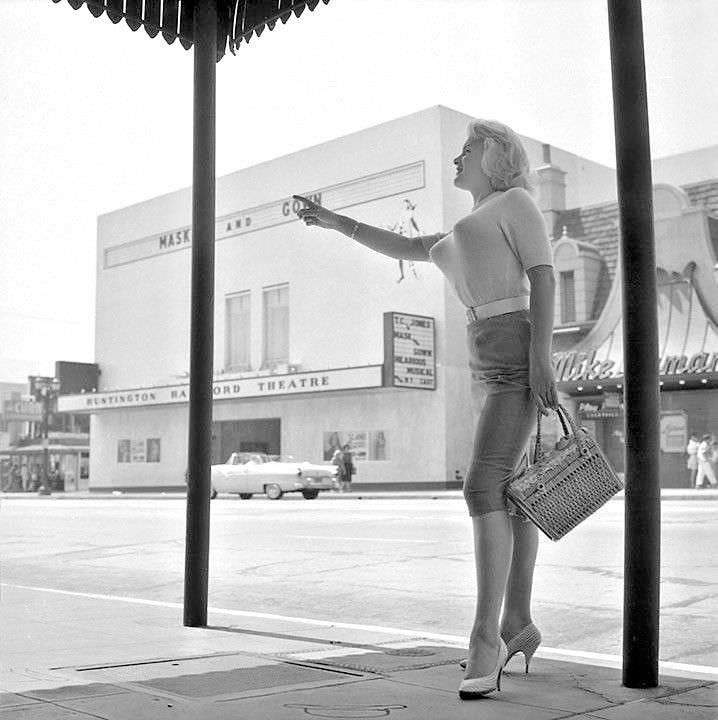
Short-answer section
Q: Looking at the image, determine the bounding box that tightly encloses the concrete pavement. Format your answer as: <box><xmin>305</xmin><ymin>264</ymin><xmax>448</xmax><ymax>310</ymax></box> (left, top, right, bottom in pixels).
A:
<box><xmin>1</xmin><ymin>582</ymin><xmax>716</xmax><ymax>719</ymax></box>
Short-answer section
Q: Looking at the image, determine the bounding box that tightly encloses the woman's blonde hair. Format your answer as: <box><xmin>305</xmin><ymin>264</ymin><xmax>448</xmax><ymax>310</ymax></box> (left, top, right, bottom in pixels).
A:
<box><xmin>467</xmin><ymin>119</ymin><xmax>533</xmax><ymax>192</ymax></box>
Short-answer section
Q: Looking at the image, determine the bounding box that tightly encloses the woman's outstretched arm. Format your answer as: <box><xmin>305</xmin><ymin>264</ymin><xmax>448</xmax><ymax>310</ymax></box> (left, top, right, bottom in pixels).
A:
<box><xmin>293</xmin><ymin>195</ymin><xmax>440</xmax><ymax>261</ymax></box>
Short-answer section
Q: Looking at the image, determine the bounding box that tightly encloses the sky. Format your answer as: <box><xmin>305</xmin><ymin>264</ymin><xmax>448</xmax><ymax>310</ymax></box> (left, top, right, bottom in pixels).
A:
<box><xmin>0</xmin><ymin>0</ymin><xmax>716</xmax><ymax>384</ymax></box>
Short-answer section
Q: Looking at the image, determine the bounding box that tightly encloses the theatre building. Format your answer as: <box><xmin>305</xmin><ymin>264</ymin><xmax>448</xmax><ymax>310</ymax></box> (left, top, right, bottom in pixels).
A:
<box><xmin>57</xmin><ymin>105</ymin><xmax>717</xmax><ymax>491</ymax></box>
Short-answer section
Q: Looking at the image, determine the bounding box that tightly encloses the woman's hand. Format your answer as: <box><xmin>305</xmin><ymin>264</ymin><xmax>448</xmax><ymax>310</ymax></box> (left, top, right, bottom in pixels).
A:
<box><xmin>529</xmin><ymin>355</ymin><xmax>559</xmax><ymax>416</ymax></box>
<box><xmin>293</xmin><ymin>195</ymin><xmax>339</xmax><ymax>230</ymax></box>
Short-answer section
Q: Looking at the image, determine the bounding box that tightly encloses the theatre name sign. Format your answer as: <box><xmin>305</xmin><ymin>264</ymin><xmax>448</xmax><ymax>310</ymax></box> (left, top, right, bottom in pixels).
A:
<box><xmin>553</xmin><ymin>348</ymin><xmax>718</xmax><ymax>383</ymax></box>
<box><xmin>57</xmin><ymin>366</ymin><xmax>384</xmax><ymax>413</ymax></box>
<box><xmin>104</xmin><ymin>162</ymin><xmax>426</xmax><ymax>268</ymax></box>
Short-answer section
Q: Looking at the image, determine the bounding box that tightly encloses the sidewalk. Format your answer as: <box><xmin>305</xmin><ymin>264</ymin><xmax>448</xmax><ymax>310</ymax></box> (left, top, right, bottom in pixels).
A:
<box><xmin>1</xmin><ymin>584</ymin><xmax>715</xmax><ymax>719</ymax></box>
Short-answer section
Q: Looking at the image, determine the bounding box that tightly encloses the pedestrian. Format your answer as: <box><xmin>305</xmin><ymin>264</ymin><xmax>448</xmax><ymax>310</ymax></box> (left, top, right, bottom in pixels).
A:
<box><xmin>686</xmin><ymin>432</ymin><xmax>700</xmax><ymax>488</ymax></box>
<box><xmin>340</xmin><ymin>444</ymin><xmax>355</xmax><ymax>493</ymax></box>
<box><xmin>9</xmin><ymin>463</ymin><xmax>21</xmax><ymax>492</ymax></box>
<box><xmin>30</xmin><ymin>464</ymin><xmax>39</xmax><ymax>493</ymax></box>
<box><xmin>20</xmin><ymin>464</ymin><xmax>29</xmax><ymax>493</ymax></box>
<box><xmin>325</xmin><ymin>431</ymin><xmax>343</xmax><ymax>462</ymax></box>
<box><xmin>696</xmin><ymin>434</ymin><xmax>718</xmax><ymax>488</ymax></box>
<box><xmin>294</xmin><ymin>117</ymin><xmax>558</xmax><ymax>699</ymax></box>
<box><xmin>331</xmin><ymin>446</ymin><xmax>345</xmax><ymax>491</ymax></box>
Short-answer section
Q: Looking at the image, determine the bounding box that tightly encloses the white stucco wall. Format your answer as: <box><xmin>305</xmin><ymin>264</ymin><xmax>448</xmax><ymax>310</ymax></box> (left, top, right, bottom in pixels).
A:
<box><xmin>652</xmin><ymin>145</ymin><xmax>718</xmax><ymax>186</ymax></box>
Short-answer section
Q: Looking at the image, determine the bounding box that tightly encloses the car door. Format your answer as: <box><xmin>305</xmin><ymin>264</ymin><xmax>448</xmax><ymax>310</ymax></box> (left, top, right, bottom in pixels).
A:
<box><xmin>228</xmin><ymin>453</ymin><xmax>252</xmax><ymax>494</ymax></box>
<box><xmin>244</xmin><ymin>455</ymin><xmax>266</xmax><ymax>494</ymax></box>
<box><xmin>211</xmin><ymin>459</ymin><xmax>233</xmax><ymax>493</ymax></box>
<box><xmin>214</xmin><ymin>453</ymin><xmax>243</xmax><ymax>494</ymax></box>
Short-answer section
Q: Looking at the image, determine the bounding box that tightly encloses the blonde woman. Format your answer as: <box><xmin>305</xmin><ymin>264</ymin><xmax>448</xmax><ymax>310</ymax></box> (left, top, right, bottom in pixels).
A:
<box><xmin>295</xmin><ymin>119</ymin><xmax>557</xmax><ymax>699</ymax></box>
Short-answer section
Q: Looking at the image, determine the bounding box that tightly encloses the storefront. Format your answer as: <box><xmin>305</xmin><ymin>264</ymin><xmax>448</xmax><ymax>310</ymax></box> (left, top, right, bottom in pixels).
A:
<box><xmin>1</xmin><ymin>440</ymin><xmax>90</xmax><ymax>492</ymax></box>
<box><xmin>553</xmin><ymin>183</ymin><xmax>718</xmax><ymax>487</ymax></box>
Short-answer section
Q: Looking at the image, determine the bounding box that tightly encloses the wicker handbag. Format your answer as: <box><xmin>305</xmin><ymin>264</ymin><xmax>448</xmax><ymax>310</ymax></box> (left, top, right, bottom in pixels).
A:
<box><xmin>506</xmin><ymin>404</ymin><xmax>624</xmax><ymax>541</ymax></box>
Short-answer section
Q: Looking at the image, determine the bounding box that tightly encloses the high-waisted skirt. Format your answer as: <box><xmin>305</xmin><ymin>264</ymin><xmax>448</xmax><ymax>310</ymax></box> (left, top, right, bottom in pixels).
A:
<box><xmin>463</xmin><ymin>309</ymin><xmax>537</xmax><ymax>517</ymax></box>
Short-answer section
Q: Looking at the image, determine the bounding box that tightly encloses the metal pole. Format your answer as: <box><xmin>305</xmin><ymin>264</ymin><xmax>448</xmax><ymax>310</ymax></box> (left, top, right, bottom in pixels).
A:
<box><xmin>184</xmin><ymin>0</ymin><xmax>217</xmax><ymax>628</ymax></box>
<box><xmin>607</xmin><ymin>0</ymin><xmax>661</xmax><ymax>688</ymax></box>
<box><xmin>41</xmin><ymin>392</ymin><xmax>50</xmax><ymax>494</ymax></box>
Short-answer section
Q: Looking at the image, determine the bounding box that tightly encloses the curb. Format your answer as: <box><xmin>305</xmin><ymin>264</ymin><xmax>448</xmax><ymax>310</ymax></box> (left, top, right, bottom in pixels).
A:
<box><xmin>2</xmin><ymin>490</ymin><xmax>718</xmax><ymax>501</ymax></box>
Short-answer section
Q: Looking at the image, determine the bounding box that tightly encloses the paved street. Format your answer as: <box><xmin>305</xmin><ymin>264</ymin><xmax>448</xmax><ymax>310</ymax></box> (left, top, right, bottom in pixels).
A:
<box><xmin>1</xmin><ymin>495</ymin><xmax>716</xmax><ymax>669</ymax></box>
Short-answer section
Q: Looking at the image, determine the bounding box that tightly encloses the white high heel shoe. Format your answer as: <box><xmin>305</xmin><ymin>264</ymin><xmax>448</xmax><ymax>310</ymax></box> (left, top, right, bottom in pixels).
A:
<box><xmin>506</xmin><ymin>623</ymin><xmax>542</xmax><ymax>674</ymax></box>
<box><xmin>459</xmin><ymin>623</ymin><xmax>542</xmax><ymax>674</ymax></box>
<box><xmin>458</xmin><ymin>639</ymin><xmax>508</xmax><ymax>699</ymax></box>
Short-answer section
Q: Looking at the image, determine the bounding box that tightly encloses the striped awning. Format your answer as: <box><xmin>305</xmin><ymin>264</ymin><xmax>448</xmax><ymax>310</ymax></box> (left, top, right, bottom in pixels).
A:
<box><xmin>50</xmin><ymin>0</ymin><xmax>331</xmax><ymax>59</ymax></box>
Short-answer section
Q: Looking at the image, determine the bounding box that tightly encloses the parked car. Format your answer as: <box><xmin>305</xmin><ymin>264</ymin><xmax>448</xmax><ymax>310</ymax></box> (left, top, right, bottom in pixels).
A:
<box><xmin>209</xmin><ymin>452</ymin><xmax>338</xmax><ymax>500</ymax></box>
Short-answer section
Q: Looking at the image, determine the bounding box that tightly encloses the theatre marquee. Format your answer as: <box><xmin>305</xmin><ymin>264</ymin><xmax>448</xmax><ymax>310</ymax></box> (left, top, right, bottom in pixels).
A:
<box><xmin>58</xmin><ymin>365</ymin><xmax>384</xmax><ymax>413</ymax></box>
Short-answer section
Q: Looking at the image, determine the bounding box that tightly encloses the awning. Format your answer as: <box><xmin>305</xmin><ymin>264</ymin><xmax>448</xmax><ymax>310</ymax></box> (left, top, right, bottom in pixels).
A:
<box><xmin>557</xmin><ymin>263</ymin><xmax>718</xmax><ymax>381</ymax></box>
<box><xmin>51</xmin><ymin>0</ymin><xmax>331</xmax><ymax>59</ymax></box>
<box><xmin>554</xmin><ymin>184</ymin><xmax>718</xmax><ymax>390</ymax></box>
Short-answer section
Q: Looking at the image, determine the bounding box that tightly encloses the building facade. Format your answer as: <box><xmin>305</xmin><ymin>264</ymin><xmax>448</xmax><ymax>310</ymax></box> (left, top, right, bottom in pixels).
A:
<box><xmin>57</xmin><ymin>105</ymin><xmax>718</xmax><ymax>491</ymax></box>
<box><xmin>550</xmin><ymin>178</ymin><xmax>718</xmax><ymax>487</ymax></box>
<box><xmin>0</xmin><ymin>363</ymin><xmax>96</xmax><ymax>492</ymax></box>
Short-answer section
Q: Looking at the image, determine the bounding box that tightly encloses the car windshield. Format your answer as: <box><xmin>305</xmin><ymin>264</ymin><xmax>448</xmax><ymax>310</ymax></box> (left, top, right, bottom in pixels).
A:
<box><xmin>226</xmin><ymin>453</ymin><xmax>327</xmax><ymax>465</ymax></box>
<box><xmin>227</xmin><ymin>453</ymin><xmax>271</xmax><ymax>465</ymax></box>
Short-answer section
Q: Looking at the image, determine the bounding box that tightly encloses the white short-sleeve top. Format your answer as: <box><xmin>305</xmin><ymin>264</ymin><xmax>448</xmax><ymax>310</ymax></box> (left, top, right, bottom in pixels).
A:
<box><xmin>421</xmin><ymin>187</ymin><xmax>553</xmax><ymax>311</ymax></box>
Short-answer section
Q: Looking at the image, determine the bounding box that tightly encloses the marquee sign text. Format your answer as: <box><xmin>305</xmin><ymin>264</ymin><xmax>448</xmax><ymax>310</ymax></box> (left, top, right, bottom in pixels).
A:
<box><xmin>104</xmin><ymin>161</ymin><xmax>426</xmax><ymax>268</ymax></box>
<box><xmin>553</xmin><ymin>348</ymin><xmax>718</xmax><ymax>383</ymax></box>
<box><xmin>58</xmin><ymin>366</ymin><xmax>384</xmax><ymax>414</ymax></box>
<box><xmin>384</xmin><ymin>312</ymin><xmax>436</xmax><ymax>390</ymax></box>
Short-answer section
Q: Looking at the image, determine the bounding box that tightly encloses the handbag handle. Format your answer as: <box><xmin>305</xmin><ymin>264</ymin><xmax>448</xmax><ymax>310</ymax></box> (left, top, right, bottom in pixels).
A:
<box><xmin>533</xmin><ymin>404</ymin><xmax>584</xmax><ymax>462</ymax></box>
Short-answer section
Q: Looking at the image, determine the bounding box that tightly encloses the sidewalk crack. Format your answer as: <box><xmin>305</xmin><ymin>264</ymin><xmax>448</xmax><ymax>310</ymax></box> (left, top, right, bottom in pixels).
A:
<box><xmin>17</xmin><ymin>696</ymin><xmax>112</xmax><ymax>720</ymax></box>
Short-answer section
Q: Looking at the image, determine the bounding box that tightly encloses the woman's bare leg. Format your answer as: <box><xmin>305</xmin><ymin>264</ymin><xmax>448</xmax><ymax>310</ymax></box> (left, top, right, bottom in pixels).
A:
<box><xmin>465</xmin><ymin>510</ymin><xmax>513</xmax><ymax>677</ymax></box>
<box><xmin>500</xmin><ymin>515</ymin><xmax>539</xmax><ymax>639</ymax></box>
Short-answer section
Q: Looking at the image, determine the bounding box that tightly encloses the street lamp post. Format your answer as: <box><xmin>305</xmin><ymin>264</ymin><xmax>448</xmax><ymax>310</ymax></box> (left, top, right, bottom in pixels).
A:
<box><xmin>32</xmin><ymin>376</ymin><xmax>61</xmax><ymax>495</ymax></box>
<box><xmin>607</xmin><ymin>0</ymin><xmax>661</xmax><ymax>688</ymax></box>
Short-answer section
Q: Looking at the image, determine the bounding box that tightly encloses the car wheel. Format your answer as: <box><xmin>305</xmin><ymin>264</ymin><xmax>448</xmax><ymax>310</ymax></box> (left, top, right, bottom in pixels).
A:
<box><xmin>301</xmin><ymin>489</ymin><xmax>319</xmax><ymax>500</ymax></box>
<box><xmin>210</xmin><ymin>487</ymin><xmax>217</xmax><ymax>500</ymax></box>
<box><xmin>265</xmin><ymin>483</ymin><xmax>283</xmax><ymax>500</ymax></box>
<box><xmin>238</xmin><ymin>493</ymin><xmax>253</xmax><ymax>500</ymax></box>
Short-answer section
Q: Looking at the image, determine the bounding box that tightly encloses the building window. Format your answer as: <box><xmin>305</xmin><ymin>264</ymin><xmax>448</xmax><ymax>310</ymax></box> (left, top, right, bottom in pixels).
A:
<box><xmin>323</xmin><ymin>431</ymin><xmax>388</xmax><ymax>462</ymax></box>
<box><xmin>263</xmin><ymin>284</ymin><xmax>289</xmax><ymax>369</ymax></box>
<box><xmin>560</xmin><ymin>270</ymin><xmax>576</xmax><ymax>324</ymax></box>
<box><xmin>117</xmin><ymin>439</ymin><xmax>131</xmax><ymax>463</ymax></box>
<box><xmin>226</xmin><ymin>291</ymin><xmax>251</xmax><ymax>371</ymax></box>
<box><xmin>146</xmin><ymin>439</ymin><xmax>161</xmax><ymax>463</ymax></box>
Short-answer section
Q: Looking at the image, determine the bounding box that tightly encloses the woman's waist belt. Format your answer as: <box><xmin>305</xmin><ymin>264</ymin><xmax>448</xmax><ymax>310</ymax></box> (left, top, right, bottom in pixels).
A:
<box><xmin>465</xmin><ymin>295</ymin><xmax>530</xmax><ymax>323</ymax></box>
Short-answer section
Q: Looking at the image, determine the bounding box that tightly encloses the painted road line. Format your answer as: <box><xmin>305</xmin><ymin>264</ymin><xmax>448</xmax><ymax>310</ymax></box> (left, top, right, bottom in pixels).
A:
<box><xmin>3</xmin><ymin>582</ymin><xmax>716</xmax><ymax>681</ymax></box>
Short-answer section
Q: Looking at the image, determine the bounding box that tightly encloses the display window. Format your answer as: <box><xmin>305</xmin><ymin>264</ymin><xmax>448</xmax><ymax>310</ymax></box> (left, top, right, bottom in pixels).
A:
<box><xmin>571</xmin><ymin>387</ymin><xmax>718</xmax><ymax>488</ymax></box>
<box><xmin>323</xmin><ymin>431</ymin><xmax>387</xmax><ymax>462</ymax></box>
